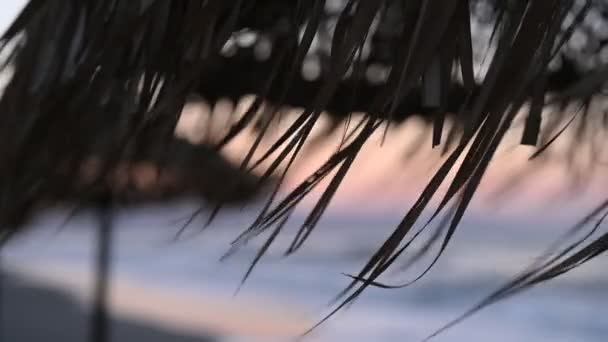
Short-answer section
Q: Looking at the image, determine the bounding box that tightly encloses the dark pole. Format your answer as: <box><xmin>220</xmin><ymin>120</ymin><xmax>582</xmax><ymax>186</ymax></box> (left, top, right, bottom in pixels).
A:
<box><xmin>89</xmin><ymin>198</ymin><xmax>113</xmax><ymax>342</ymax></box>
<box><xmin>0</xmin><ymin>250</ymin><xmax>3</xmax><ymax>342</ymax></box>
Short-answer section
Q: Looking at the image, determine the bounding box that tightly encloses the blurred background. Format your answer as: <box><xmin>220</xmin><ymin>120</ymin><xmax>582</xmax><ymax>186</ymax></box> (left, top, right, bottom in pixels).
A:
<box><xmin>1</xmin><ymin>1</ymin><xmax>608</xmax><ymax>342</ymax></box>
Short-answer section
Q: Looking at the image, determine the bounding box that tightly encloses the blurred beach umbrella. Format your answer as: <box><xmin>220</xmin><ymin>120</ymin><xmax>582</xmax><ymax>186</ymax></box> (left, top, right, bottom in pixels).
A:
<box><xmin>1</xmin><ymin>1</ymin><xmax>608</xmax><ymax>341</ymax></box>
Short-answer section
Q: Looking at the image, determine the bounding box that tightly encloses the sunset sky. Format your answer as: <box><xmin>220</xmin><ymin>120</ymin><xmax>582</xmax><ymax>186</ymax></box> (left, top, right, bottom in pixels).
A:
<box><xmin>176</xmin><ymin>96</ymin><xmax>608</xmax><ymax>221</ymax></box>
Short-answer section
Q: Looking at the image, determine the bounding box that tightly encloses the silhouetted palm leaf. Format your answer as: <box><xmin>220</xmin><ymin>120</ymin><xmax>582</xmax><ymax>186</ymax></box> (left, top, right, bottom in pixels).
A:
<box><xmin>1</xmin><ymin>1</ymin><xmax>608</xmax><ymax>341</ymax></box>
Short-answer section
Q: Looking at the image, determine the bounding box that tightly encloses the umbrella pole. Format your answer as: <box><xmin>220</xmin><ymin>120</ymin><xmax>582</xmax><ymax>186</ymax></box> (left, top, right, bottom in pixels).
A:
<box><xmin>0</xmin><ymin>252</ymin><xmax>3</xmax><ymax>342</ymax></box>
<box><xmin>89</xmin><ymin>201</ymin><xmax>113</xmax><ymax>342</ymax></box>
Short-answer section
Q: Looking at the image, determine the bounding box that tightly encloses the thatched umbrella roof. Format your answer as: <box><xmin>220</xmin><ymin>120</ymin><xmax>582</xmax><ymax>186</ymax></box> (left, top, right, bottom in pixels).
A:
<box><xmin>1</xmin><ymin>0</ymin><xmax>608</xmax><ymax>340</ymax></box>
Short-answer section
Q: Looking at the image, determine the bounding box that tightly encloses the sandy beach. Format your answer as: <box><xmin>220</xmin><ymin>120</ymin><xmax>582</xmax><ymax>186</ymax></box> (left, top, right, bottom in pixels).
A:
<box><xmin>1</xmin><ymin>261</ymin><xmax>313</xmax><ymax>342</ymax></box>
<box><xmin>0</xmin><ymin>270</ymin><xmax>218</xmax><ymax>342</ymax></box>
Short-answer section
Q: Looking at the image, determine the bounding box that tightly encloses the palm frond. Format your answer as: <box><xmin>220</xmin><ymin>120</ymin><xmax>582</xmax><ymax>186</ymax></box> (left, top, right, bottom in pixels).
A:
<box><xmin>1</xmin><ymin>0</ymin><xmax>608</xmax><ymax>340</ymax></box>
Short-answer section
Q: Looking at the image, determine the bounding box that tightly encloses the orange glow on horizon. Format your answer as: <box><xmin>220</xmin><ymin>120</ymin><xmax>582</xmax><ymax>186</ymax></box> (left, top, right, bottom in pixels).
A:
<box><xmin>175</xmin><ymin>100</ymin><xmax>608</xmax><ymax>217</ymax></box>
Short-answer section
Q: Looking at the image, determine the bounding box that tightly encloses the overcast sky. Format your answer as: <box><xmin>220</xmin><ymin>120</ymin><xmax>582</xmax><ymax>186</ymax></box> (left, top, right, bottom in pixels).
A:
<box><xmin>0</xmin><ymin>1</ymin><xmax>25</xmax><ymax>34</ymax></box>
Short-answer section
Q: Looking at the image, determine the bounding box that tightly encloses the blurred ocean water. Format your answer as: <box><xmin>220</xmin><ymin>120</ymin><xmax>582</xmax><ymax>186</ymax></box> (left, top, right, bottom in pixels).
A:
<box><xmin>2</xmin><ymin>200</ymin><xmax>606</xmax><ymax>341</ymax></box>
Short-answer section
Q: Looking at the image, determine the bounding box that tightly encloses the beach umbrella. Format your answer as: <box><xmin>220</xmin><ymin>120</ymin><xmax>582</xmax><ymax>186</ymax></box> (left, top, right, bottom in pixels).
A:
<box><xmin>0</xmin><ymin>1</ymin><xmax>607</xmax><ymax>341</ymax></box>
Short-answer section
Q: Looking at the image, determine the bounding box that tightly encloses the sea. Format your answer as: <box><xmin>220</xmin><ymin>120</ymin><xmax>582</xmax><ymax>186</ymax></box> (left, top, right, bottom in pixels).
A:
<box><xmin>1</xmin><ymin>199</ymin><xmax>606</xmax><ymax>342</ymax></box>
